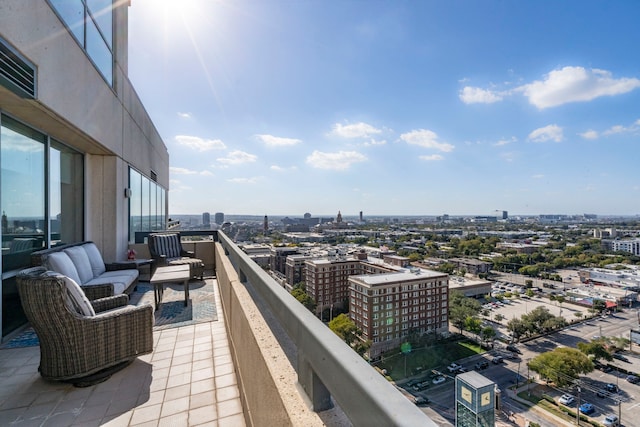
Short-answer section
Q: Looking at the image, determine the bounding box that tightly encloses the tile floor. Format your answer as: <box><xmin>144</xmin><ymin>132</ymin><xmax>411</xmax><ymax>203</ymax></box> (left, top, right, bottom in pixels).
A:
<box><xmin>0</xmin><ymin>278</ymin><xmax>245</xmax><ymax>426</ymax></box>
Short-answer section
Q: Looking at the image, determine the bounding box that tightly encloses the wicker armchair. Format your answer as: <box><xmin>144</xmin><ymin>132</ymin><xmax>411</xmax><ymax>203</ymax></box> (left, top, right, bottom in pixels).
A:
<box><xmin>16</xmin><ymin>267</ymin><xmax>154</xmax><ymax>385</ymax></box>
<box><xmin>148</xmin><ymin>232</ymin><xmax>204</xmax><ymax>279</ymax></box>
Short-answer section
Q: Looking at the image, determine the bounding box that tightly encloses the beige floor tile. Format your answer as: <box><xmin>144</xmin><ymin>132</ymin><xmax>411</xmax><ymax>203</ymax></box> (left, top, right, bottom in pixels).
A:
<box><xmin>215</xmin><ymin>386</ymin><xmax>239</xmax><ymax>403</ymax></box>
<box><xmin>217</xmin><ymin>412</ymin><xmax>245</xmax><ymax>427</ymax></box>
<box><xmin>190</xmin><ymin>390</ymin><xmax>216</xmax><ymax>410</ymax></box>
<box><xmin>189</xmin><ymin>404</ymin><xmax>217</xmax><ymax>425</ymax></box>
<box><xmin>129</xmin><ymin>403</ymin><xmax>161</xmax><ymax>425</ymax></box>
<box><xmin>158</xmin><ymin>411</ymin><xmax>189</xmax><ymax>427</ymax></box>
<box><xmin>160</xmin><ymin>395</ymin><xmax>190</xmax><ymax>418</ymax></box>
<box><xmin>164</xmin><ymin>384</ymin><xmax>191</xmax><ymax>401</ymax></box>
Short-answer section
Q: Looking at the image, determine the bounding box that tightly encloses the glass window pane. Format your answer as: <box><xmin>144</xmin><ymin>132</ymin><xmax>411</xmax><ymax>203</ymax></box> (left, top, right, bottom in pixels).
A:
<box><xmin>49</xmin><ymin>0</ymin><xmax>85</xmax><ymax>44</ymax></box>
<box><xmin>86</xmin><ymin>18</ymin><xmax>113</xmax><ymax>84</ymax></box>
<box><xmin>87</xmin><ymin>0</ymin><xmax>112</xmax><ymax>48</ymax></box>
<box><xmin>50</xmin><ymin>140</ymin><xmax>83</xmax><ymax>246</ymax></box>
<box><xmin>129</xmin><ymin>168</ymin><xmax>142</xmax><ymax>242</ymax></box>
<box><xmin>141</xmin><ymin>178</ymin><xmax>150</xmax><ymax>231</ymax></box>
<box><xmin>1</xmin><ymin>117</ymin><xmax>46</xmax><ymax>336</ymax></box>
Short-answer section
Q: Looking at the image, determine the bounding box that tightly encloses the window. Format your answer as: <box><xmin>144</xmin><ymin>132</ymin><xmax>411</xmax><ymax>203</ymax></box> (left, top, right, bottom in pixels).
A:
<box><xmin>49</xmin><ymin>0</ymin><xmax>114</xmax><ymax>85</ymax></box>
<box><xmin>128</xmin><ymin>167</ymin><xmax>167</xmax><ymax>242</ymax></box>
<box><xmin>1</xmin><ymin>115</ymin><xmax>84</xmax><ymax>336</ymax></box>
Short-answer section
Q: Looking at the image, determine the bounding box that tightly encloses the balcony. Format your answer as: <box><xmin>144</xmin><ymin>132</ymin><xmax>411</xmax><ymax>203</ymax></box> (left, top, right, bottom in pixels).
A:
<box><xmin>0</xmin><ymin>231</ymin><xmax>436</xmax><ymax>426</ymax></box>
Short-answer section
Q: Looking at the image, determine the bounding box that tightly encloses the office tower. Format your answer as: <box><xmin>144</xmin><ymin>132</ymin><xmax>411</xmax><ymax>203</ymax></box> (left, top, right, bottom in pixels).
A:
<box><xmin>215</xmin><ymin>212</ymin><xmax>224</xmax><ymax>225</ymax></box>
<box><xmin>203</xmin><ymin>212</ymin><xmax>211</xmax><ymax>227</ymax></box>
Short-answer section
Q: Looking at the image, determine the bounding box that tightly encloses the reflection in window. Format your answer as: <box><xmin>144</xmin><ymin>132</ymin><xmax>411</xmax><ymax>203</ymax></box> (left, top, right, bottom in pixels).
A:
<box><xmin>1</xmin><ymin>116</ymin><xmax>46</xmax><ymax>273</ymax></box>
<box><xmin>48</xmin><ymin>0</ymin><xmax>113</xmax><ymax>85</ymax></box>
<box><xmin>50</xmin><ymin>140</ymin><xmax>83</xmax><ymax>246</ymax></box>
<box><xmin>128</xmin><ymin>168</ymin><xmax>166</xmax><ymax>242</ymax></box>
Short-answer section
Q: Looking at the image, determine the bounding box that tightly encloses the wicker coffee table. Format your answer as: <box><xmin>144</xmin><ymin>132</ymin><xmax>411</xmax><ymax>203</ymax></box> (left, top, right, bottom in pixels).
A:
<box><xmin>150</xmin><ymin>265</ymin><xmax>190</xmax><ymax>309</ymax></box>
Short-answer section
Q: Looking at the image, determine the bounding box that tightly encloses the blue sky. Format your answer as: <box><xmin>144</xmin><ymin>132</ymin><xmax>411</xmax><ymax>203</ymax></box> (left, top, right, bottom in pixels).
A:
<box><xmin>128</xmin><ymin>1</ymin><xmax>640</xmax><ymax>217</ymax></box>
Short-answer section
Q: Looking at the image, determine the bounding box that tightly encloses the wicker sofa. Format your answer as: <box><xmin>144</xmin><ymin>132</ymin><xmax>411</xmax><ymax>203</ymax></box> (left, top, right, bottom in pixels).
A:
<box><xmin>16</xmin><ymin>266</ymin><xmax>154</xmax><ymax>385</ymax></box>
<box><xmin>31</xmin><ymin>242</ymin><xmax>139</xmax><ymax>300</ymax></box>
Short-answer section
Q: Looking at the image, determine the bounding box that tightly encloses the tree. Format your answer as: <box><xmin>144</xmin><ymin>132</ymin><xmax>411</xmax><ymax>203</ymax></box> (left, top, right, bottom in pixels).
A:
<box><xmin>577</xmin><ymin>341</ymin><xmax>612</xmax><ymax>362</ymax></box>
<box><xmin>506</xmin><ymin>318</ymin><xmax>528</xmax><ymax>342</ymax></box>
<box><xmin>329</xmin><ymin>314</ymin><xmax>359</xmax><ymax>345</ymax></box>
<box><xmin>449</xmin><ymin>290</ymin><xmax>482</xmax><ymax>333</ymax></box>
<box><xmin>528</xmin><ymin>347</ymin><xmax>594</xmax><ymax>387</ymax></box>
<box><xmin>480</xmin><ymin>326</ymin><xmax>496</xmax><ymax>343</ymax></box>
<box><xmin>291</xmin><ymin>282</ymin><xmax>316</xmax><ymax>311</ymax></box>
<box><xmin>464</xmin><ymin>316</ymin><xmax>482</xmax><ymax>335</ymax></box>
<box><xmin>593</xmin><ymin>299</ymin><xmax>607</xmax><ymax>313</ymax></box>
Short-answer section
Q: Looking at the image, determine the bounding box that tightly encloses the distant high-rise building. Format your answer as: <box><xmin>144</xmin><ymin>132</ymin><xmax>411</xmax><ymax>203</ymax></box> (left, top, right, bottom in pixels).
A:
<box><xmin>214</xmin><ymin>212</ymin><xmax>224</xmax><ymax>225</ymax></box>
<box><xmin>264</xmin><ymin>215</ymin><xmax>268</xmax><ymax>235</ymax></box>
<box><xmin>501</xmin><ymin>210</ymin><xmax>508</xmax><ymax>219</ymax></box>
<box><xmin>359</xmin><ymin>211</ymin><xmax>363</xmax><ymax>222</ymax></box>
<box><xmin>202</xmin><ymin>212</ymin><xmax>211</xmax><ymax>227</ymax></box>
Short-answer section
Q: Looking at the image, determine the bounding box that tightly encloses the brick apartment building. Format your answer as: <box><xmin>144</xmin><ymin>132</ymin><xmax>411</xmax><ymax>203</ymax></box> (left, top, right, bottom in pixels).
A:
<box><xmin>349</xmin><ymin>269</ymin><xmax>449</xmax><ymax>358</ymax></box>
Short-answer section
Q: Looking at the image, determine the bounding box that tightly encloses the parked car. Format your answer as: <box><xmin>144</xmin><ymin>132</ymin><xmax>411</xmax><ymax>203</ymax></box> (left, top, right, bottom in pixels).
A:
<box><xmin>559</xmin><ymin>394</ymin><xmax>575</xmax><ymax>405</ymax></box>
<box><xmin>447</xmin><ymin>363</ymin><xmax>462</xmax><ymax>373</ymax></box>
<box><xmin>412</xmin><ymin>381</ymin><xmax>430</xmax><ymax>392</ymax></box>
<box><xmin>613</xmin><ymin>353</ymin><xmax>630</xmax><ymax>363</ymax></box>
<box><xmin>506</xmin><ymin>344</ymin><xmax>521</xmax><ymax>354</ymax></box>
<box><xmin>474</xmin><ymin>361</ymin><xmax>489</xmax><ymax>370</ymax></box>
<box><xmin>603</xmin><ymin>414</ymin><xmax>619</xmax><ymax>427</ymax></box>
<box><xmin>491</xmin><ymin>356</ymin><xmax>504</xmax><ymax>364</ymax></box>
<box><xmin>432</xmin><ymin>376</ymin><xmax>446</xmax><ymax>385</ymax></box>
<box><xmin>579</xmin><ymin>402</ymin><xmax>595</xmax><ymax>415</ymax></box>
<box><xmin>626</xmin><ymin>374</ymin><xmax>639</xmax><ymax>384</ymax></box>
<box><xmin>605</xmin><ymin>383</ymin><xmax>618</xmax><ymax>393</ymax></box>
<box><xmin>413</xmin><ymin>396</ymin><xmax>429</xmax><ymax>406</ymax></box>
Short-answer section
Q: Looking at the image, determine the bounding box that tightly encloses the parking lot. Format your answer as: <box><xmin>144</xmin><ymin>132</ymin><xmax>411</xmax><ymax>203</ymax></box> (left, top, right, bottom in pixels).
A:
<box><xmin>483</xmin><ymin>283</ymin><xmax>591</xmax><ymax>340</ymax></box>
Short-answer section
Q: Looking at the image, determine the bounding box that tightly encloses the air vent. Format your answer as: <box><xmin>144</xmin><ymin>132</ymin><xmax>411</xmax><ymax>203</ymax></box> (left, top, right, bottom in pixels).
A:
<box><xmin>0</xmin><ymin>36</ymin><xmax>36</xmax><ymax>99</ymax></box>
<box><xmin>150</xmin><ymin>170</ymin><xmax>157</xmax><ymax>182</ymax></box>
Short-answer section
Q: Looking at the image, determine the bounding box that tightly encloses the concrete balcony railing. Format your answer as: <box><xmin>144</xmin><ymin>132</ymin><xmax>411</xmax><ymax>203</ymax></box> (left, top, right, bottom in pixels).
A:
<box><xmin>134</xmin><ymin>231</ymin><xmax>437</xmax><ymax>426</ymax></box>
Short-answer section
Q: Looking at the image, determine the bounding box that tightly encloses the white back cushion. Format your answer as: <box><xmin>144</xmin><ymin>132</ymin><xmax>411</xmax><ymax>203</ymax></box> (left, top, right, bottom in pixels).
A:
<box><xmin>82</xmin><ymin>243</ymin><xmax>106</xmax><ymax>278</ymax></box>
<box><xmin>64</xmin><ymin>246</ymin><xmax>94</xmax><ymax>284</ymax></box>
<box><xmin>44</xmin><ymin>271</ymin><xmax>95</xmax><ymax>316</ymax></box>
<box><xmin>45</xmin><ymin>252</ymin><xmax>82</xmax><ymax>285</ymax></box>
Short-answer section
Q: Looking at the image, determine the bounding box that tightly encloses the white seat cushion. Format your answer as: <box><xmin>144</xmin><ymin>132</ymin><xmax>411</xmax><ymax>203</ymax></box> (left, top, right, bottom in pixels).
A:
<box><xmin>84</xmin><ymin>275</ymin><xmax>132</xmax><ymax>295</ymax></box>
<box><xmin>64</xmin><ymin>246</ymin><xmax>94</xmax><ymax>284</ymax></box>
<box><xmin>82</xmin><ymin>243</ymin><xmax>106</xmax><ymax>278</ymax></box>
<box><xmin>45</xmin><ymin>252</ymin><xmax>82</xmax><ymax>286</ymax></box>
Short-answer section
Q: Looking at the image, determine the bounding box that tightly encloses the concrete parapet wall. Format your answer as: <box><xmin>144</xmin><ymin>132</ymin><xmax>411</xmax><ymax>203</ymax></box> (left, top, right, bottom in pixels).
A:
<box><xmin>214</xmin><ymin>242</ymin><xmax>324</xmax><ymax>427</ymax></box>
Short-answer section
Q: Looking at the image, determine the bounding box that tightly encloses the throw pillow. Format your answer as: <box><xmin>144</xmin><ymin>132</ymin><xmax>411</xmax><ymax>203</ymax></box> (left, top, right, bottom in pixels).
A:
<box><xmin>43</xmin><ymin>271</ymin><xmax>95</xmax><ymax>317</ymax></box>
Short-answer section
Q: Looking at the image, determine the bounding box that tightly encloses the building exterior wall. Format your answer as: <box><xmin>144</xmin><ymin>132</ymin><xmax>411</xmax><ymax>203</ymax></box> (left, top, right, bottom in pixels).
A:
<box><xmin>0</xmin><ymin>1</ymin><xmax>169</xmax><ymax>337</ymax></box>
<box><xmin>0</xmin><ymin>1</ymin><xmax>168</xmax><ymax>260</ymax></box>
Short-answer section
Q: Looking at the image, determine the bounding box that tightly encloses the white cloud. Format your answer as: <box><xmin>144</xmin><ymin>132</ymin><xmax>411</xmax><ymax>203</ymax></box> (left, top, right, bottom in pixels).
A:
<box><xmin>459</xmin><ymin>86</ymin><xmax>503</xmax><ymax>104</ymax></box>
<box><xmin>528</xmin><ymin>125</ymin><xmax>564</xmax><ymax>143</ymax></box>
<box><xmin>362</xmin><ymin>139</ymin><xmax>387</xmax><ymax>147</ymax></box>
<box><xmin>175</xmin><ymin>135</ymin><xmax>226</xmax><ymax>151</ymax></box>
<box><xmin>532</xmin><ymin>174</ymin><xmax>545</xmax><ymax>179</ymax></box>
<box><xmin>494</xmin><ymin>137</ymin><xmax>517</xmax><ymax>146</ymax></box>
<box><xmin>217</xmin><ymin>150</ymin><xmax>257</xmax><ymax>165</ymax></box>
<box><xmin>270</xmin><ymin>165</ymin><xmax>284</xmax><ymax>172</ymax></box>
<box><xmin>400</xmin><ymin>129</ymin><xmax>454</xmax><ymax>152</ymax></box>
<box><xmin>419</xmin><ymin>154</ymin><xmax>444</xmax><ymax>161</ymax></box>
<box><xmin>200</xmin><ymin>170</ymin><xmax>214</xmax><ymax>176</ymax></box>
<box><xmin>330</xmin><ymin>122</ymin><xmax>382</xmax><ymax>139</ymax></box>
<box><xmin>170</xmin><ymin>166</ymin><xmax>198</xmax><ymax>175</ymax></box>
<box><xmin>177</xmin><ymin>112</ymin><xmax>192</xmax><ymax>119</ymax></box>
<box><xmin>500</xmin><ymin>152</ymin><xmax>517</xmax><ymax>162</ymax></box>
<box><xmin>520</xmin><ymin>66</ymin><xmax>640</xmax><ymax>109</ymax></box>
<box><xmin>579</xmin><ymin>130</ymin><xmax>599</xmax><ymax>140</ymax></box>
<box><xmin>227</xmin><ymin>177</ymin><xmax>260</xmax><ymax>184</ymax></box>
<box><xmin>306</xmin><ymin>150</ymin><xmax>367</xmax><ymax>170</ymax></box>
<box><xmin>255</xmin><ymin>134</ymin><xmax>302</xmax><ymax>147</ymax></box>
<box><xmin>460</xmin><ymin>66</ymin><xmax>640</xmax><ymax>109</ymax></box>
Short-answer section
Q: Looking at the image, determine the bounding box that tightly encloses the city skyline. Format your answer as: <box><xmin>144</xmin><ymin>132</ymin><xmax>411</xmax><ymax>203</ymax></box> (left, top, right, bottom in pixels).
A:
<box><xmin>128</xmin><ymin>1</ymin><xmax>640</xmax><ymax>217</ymax></box>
